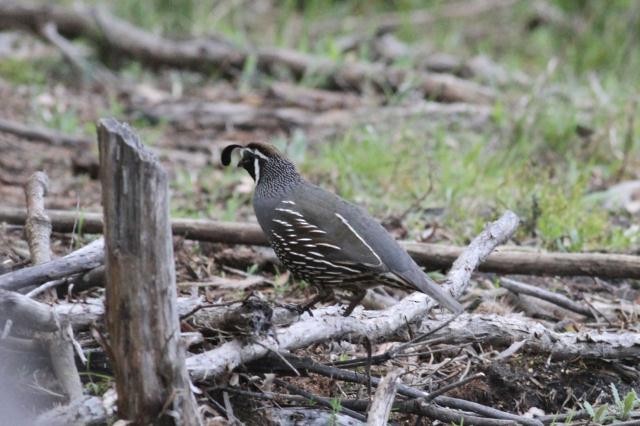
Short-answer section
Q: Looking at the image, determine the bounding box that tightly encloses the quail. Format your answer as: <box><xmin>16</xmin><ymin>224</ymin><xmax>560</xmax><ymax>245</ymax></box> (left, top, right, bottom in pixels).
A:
<box><xmin>221</xmin><ymin>142</ymin><xmax>463</xmax><ymax>316</ymax></box>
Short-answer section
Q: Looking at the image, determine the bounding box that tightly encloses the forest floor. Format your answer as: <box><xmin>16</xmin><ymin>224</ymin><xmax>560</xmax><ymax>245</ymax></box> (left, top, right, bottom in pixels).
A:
<box><xmin>0</xmin><ymin>1</ymin><xmax>639</xmax><ymax>425</ymax></box>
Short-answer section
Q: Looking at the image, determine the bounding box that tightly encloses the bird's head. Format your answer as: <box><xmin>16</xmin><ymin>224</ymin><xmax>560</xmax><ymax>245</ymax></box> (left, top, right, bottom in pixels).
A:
<box><xmin>221</xmin><ymin>142</ymin><xmax>300</xmax><ymax>189</ymax></box>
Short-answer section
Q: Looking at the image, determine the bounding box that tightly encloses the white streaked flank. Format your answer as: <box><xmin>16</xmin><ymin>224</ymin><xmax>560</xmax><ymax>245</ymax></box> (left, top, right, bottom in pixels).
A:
<box><xmin>335</xmin><ymin>212</ymin><xmax>382</xmax><ymax>267</ymax></box>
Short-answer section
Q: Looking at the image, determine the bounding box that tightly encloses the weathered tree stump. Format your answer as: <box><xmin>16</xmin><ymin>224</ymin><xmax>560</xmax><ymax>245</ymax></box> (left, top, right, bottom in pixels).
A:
<box><xmin>98</xmin><ymin>118</ymin><xmax>201</xmax><ymax>425</ymax></box>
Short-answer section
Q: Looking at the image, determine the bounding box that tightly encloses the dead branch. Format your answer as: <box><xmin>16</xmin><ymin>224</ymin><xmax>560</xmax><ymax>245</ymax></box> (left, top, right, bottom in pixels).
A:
<box><xmin>98</xmin><ymin>118</ymin><xmax>201</xmax><ymax>425</ymax></box>
<box><xmin>0</xmin><ymin>237</ymin><xmax>104</xmax><ymax>291</ymax></box>
<box><xmin>186</xmin><ymin>210</ymin><xmax>519</xmax><ymax>381</ymax></box>
<box><xmin>3</xmin><ymin>207</ymin><xmax>639</xmax><ymax>280</ymax></box>
<box><xmin>499</xmin><ymin>277</ymin><xmax>594</xmax><ymax>318</ymax></box>
<box><xmin>417</xmin><ymin>313</ymin><xmax>640</xmax><ymax>360</ymax></box>
<box><xmin>366</xmin><ymin>368</ymin><xmax>403</xmax><ymax>426</ymax></box>
<box><xmin>23</xmin><ymin>172</ymin><xmax>84</xmax><ymax>402</ymax></box>
<box><xmin>0</xmin><ymin>1</ymin><xmax>495</xmax><ymax>103</ymax></box>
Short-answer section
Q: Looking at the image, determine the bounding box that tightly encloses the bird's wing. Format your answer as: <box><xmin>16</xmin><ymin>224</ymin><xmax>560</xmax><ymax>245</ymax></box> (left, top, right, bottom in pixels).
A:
<box><xmin>268</xmin><ymin>185</ymin><xmax>390</xmax><ymax>271</ymax></box>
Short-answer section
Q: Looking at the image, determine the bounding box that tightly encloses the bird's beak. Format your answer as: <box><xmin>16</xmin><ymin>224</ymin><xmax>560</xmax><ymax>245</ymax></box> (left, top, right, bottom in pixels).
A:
<box><xmin>237</xmin><ymin>155</ymin><xmax>251</xmax><ymax>169</ymax></box>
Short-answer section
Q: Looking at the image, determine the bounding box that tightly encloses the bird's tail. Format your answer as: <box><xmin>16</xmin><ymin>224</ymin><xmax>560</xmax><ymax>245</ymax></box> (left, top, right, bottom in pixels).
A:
<box><xmin>396</xmin><ymin>269</ymin><xmax>463</xmax><ymax>313</ymax></box>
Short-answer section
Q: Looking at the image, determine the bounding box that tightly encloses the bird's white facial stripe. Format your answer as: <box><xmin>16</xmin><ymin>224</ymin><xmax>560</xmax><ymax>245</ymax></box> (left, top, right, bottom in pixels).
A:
<box><xmin>248</xmin><ymin>148</ymin><xmax>268</xmax><ymax>160</ymax></box>
<box><xmin>253</xmin><ymin>157</ymin><xmax>260</xmax><ymax>184</ymax></box>
<box><xmin>335</xmin><ymin>212</ymin><xmax>382</xmax><ymax>267</ymax></box>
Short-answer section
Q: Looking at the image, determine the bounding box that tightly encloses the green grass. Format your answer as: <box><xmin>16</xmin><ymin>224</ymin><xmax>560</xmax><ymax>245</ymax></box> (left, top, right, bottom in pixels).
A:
<box><xmin>10</xmin><ymin>0</ymin><xmax>638</xmax><ymax>253</ymax></box>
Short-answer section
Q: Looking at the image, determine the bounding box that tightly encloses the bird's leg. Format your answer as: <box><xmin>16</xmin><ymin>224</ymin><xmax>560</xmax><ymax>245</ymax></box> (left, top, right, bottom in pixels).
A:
<box><xmin>296</xmin><ymin>286</ymin><xmax>334</xmax><ymax>317</ymax></box>
<box><xmin>342</xmin><ymin>288</ymin><xmax>367</xmax><ymax>317</ymax></box>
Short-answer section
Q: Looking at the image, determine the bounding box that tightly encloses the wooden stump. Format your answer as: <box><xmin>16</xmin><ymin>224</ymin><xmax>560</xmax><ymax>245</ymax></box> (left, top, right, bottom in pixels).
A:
<box><xmin>98</xmin><ymin>118</ymin><xmax>201</xmax><ymax>425</ymax></box>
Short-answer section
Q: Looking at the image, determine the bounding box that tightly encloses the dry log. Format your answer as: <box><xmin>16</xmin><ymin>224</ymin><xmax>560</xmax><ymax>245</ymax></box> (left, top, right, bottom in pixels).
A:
<box><xmin>366</xmin><ymin>368</ymin><xmax>403</xmax><ymax>426</ymax></box>
<box><xmin>98</xmin><ymin>118</ymin><xmax>201</xmax><ymax>425</ymax></box>
<box><xmin>0</xmin><ymin>1</ymin><xmax>495</xmax><ymax>103</ymax></box>
<box><xmin>186</xmin><ymin>210</ymin><xmax>519</xmax><ymax>381</ymax></box>
<box><xmin>3</xmin><ymin>207</ymin><xmax>639</xmax><ymax>280</ymax></box>
<box><xmin>417</xmin><ymin>313</ymin><xmax>640</xmax><ymax>360</ymax></box>
<box><xmin>0</xmin><ymin>237</ymin><xmax>104</xmax><ymax>291</ymax></box>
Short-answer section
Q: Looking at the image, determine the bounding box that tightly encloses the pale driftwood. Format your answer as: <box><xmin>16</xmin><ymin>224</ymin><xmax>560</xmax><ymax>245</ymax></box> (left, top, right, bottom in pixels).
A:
<box><xmin>0</xmin><ymin>238</ymin><xmax>104</xmax><ymax>291</ymax></box>
<box><xmin>366</xmin><ymin>368</ymin><xmax>403</xmax><ymax>426</ymax></box>
<box><xmin>23</xmin><ymin>172</ymin><xmax>84</xmax><ymax>402</ymax></box>
<box><xmin>418</xmin><ymin>313</ymin><xmax>640</xmax><ymax>360</ymax></box>
<box><xmin>0</xmin><ymin>2</ymin><xmax>494</xmax><ymax>103</ymax></box>
<box><xmin>499</xmin><ymin>277</ymin><xmax>594</xmax><ymax>318</ymax></box>
<box><xmin>186</xmin><ymin>210</ymin><xmax>519</xmax><ymax>381</ymax></box>
<box><xmin>3</xmin><ymin>207</ymin><xmax>640</xmax><ymax>280</ymax></box>
<box><xmin>98</xmin><ymin>118</ymin><xmax>201</xmax><ymax>425</ymax></box>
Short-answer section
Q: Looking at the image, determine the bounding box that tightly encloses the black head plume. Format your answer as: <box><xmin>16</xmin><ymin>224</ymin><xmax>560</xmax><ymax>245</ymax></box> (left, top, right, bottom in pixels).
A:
<box><xmin>221</xmin><ymin>144</ymin><xmax>244</xmax><ymax>166</ymax></box>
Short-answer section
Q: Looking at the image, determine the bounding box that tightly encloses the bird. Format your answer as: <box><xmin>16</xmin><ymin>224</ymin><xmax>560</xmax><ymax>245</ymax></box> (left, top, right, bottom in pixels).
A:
<box><xmin>221</xmin><ymin>142</ymin><xmax>463</xmax><ymax>316</ymax></box>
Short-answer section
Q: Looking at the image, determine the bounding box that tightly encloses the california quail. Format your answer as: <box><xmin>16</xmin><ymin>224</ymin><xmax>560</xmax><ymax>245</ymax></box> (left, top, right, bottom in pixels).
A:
<box><xmin>221</xmin><ymin>142</ymin><xmax>463</xmax><ymax>316</ymax></box>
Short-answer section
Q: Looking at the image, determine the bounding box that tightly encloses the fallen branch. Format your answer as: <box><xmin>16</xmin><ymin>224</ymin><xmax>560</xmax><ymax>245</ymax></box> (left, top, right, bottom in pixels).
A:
<box><xmin>0</xmin><ymin>1</ymin><xmax>495</xmax><ymax>103</ymax></box>
<box><xmin>499</xmin><ymin>277</ymin><xmax>594</xmax><ymax>318</ymax></box>
<box><xmin>0</xmin><ymin>237</ymin><xmax>104</xmax><ymax>291</ymax></box>
<box><xmin>186</xmin><ymin>210</ymin><xmax>519</xmax><ymax>381</ymax></box>
<box><xmin>3</xmin><ymin>207</ymin><xmax>640</xmax><ymax>279</ymax></box>
<box><xmin>416</xmin><ymin>313</ymin><xmax>640</xmax><ymax>360</ymax></box>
